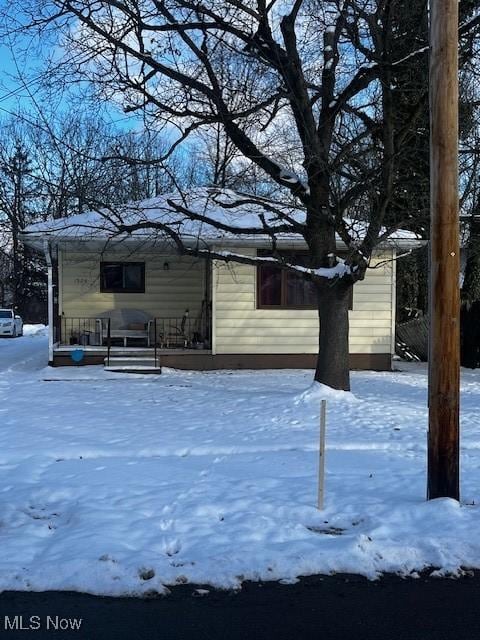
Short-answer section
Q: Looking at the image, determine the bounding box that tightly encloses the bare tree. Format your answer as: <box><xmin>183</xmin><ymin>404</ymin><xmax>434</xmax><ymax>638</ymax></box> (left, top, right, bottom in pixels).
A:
<box><xmin>5</xmin><ymin>0</ymin><xmax>480</xmax><ymax>388</ymax></box>
<box><xmin>0</xmin><ymin>126</ymin><xmax>46</xmax><ymax>319</ymax></box>
<box><xmin>0</xmin><ymin>107</ymin><xmax>196</xmax><ymax>318</ymax></box>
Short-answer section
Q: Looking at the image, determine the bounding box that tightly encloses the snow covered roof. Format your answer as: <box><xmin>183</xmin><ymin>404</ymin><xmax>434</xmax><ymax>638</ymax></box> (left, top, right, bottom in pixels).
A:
<box><xmin>21</xmin><ymin>187</ymin><xmax>422</xmax><ymax>250</ymax></box>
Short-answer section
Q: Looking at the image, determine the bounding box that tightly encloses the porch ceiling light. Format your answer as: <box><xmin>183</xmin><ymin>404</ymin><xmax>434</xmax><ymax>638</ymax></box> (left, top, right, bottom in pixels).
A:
<box><xmin>163</xmin><ymin>262</ymin><xmax>170</xmax><ymax>271</ymax></box>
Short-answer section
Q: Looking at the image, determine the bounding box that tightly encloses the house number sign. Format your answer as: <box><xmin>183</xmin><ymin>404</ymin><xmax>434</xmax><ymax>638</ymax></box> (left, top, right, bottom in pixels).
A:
<box><xmin>74</xmin><ymin>278</ymin><xmax>90</xmax><ymax>286</ymax></box>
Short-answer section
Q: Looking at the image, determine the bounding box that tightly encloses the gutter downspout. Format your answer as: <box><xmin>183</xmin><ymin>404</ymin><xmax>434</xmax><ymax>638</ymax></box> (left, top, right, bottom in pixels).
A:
<box><xmin>43</xmin><ymin>239</ymin><xmax>54</xmax><ymax>365</ymax></box>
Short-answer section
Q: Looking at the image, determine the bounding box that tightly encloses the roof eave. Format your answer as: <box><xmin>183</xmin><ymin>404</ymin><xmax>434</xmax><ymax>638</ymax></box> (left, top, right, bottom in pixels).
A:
<box><xmin>20</xmin><ymin>231</ymin><xmax>425</xmax><ymax>253</ymax></box>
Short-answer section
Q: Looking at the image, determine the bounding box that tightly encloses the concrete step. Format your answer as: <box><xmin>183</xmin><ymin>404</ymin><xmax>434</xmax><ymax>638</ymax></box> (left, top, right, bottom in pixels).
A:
<box><xmin>104</xmin><ymin>356</ymin><xmax>161</xmax><ymax>373</ymax></box>
<box><xmin>104</xmin><ymin>357</ymin><xmax>160</xmax><ymax>366</ymax></box>
<box><xmin>104</xmin><ymin>365</ymin><xmax>162</xmax><ymax>374</ymax></box>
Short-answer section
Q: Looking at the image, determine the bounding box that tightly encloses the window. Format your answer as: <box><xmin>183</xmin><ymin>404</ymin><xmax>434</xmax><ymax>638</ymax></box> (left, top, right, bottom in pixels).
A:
<box><xmin>100</xmin><ymin>262</ymin><xmax>145</xmax><ymax>293</ymax></box>
<box><xmin>257</xmin><ymin>251</ymin><xmax>353</xmax><ymax>309</ymax></box>
<box><xmin>257</xmin><ymin>252</ymin><xmax>317</xmax><ymax>309</ymax></box>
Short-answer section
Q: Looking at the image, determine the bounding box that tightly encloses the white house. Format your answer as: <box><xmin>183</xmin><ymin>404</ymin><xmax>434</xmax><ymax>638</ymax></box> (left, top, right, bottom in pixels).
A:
<box><xmin>20</xmin><ymin>189</ymin><xmax>421</xmax><ymax>371</ymax></box>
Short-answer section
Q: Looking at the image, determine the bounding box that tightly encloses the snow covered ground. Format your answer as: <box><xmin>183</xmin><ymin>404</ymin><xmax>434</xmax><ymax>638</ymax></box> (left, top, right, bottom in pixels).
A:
<box><xmin>1</xmin><ymin>328</ymin><xmax>480</xmax><ymax>596</ymax></box>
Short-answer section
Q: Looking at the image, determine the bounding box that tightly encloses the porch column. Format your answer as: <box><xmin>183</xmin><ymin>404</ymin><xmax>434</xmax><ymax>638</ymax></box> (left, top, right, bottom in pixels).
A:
<box><xmin>43</xmin><ymin>239</ymin><xmax>54</xmax><ymax>365</ymax></box>
<box><xmin>205</xmin><ymin>257</ymin><xmax>213</xmax><ymax>351</ymax></box>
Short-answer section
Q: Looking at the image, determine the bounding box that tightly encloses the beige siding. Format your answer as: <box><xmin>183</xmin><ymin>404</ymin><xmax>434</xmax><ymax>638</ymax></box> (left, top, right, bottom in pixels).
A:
<box><xmin>212</xmin><ymin>248</ymin><xmax>395</xmax><ymax>355</ymax></box>
<box><xmin>59</xmin><ymin>245</ymin><xmax>395</xmax><ymax>356</ymax></box>
<box><xmin>60</xmin><ymin>249</ymin><xmax>205</xmax><ymax>319</ymax></box>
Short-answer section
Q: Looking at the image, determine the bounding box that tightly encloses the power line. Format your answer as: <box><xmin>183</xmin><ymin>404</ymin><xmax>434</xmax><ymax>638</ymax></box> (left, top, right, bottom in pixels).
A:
<box><xmin>0</xmin><ymin>72</ymin><xmax>44</xmax><ymax>104</ymax></box>
<box><xmin>0</xmin><ymin>46</ymin><xmax>96</xmax><ymax>105</ymax></box>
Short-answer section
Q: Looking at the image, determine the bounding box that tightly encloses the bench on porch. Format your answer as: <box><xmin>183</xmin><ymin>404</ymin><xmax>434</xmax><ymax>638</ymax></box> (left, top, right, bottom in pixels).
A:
<box><xmin>108</xmin><ymin>328</ymin><xmax>152</xmax><ymax>347</ymax></box>
<box><xmin>98</xmin><ymin>309</ymin><xmax>153</xmax><ymax>347</ymax></box>
<box><xmin>61</xmin><ymin>309</ymin><xmax>207</xmax><ymax>350</ymax></box>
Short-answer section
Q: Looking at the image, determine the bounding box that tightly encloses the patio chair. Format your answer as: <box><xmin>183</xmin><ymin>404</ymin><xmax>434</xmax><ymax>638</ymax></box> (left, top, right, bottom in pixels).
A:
<box><xmin>159</xmin><ymin>310</ymin><xmax>190</xmax><ymax>348</ymax></box>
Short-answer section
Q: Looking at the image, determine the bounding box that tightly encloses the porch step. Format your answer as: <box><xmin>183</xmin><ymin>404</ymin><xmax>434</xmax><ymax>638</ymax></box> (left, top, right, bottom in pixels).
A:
<box><xmin>104</xmin><ymin>356</ymin><xmax>161</xmax><ymax>373</ymax></box>
<box><xmin>104</xmin><ymin>366</ymin><xmax>162</xmax><ymax>373</ymax></box>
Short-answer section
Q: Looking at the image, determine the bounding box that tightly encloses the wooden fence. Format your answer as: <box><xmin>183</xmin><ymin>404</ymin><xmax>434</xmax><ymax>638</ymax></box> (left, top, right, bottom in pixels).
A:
<box><xmin>396</xmin><ymin>317</ymin><xmax>429</xmax><ymax>361</ymax></box>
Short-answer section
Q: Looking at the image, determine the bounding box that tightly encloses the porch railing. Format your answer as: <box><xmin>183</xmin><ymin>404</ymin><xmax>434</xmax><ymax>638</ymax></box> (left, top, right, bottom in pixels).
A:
<box><xmin>61</xmin><ymin>312</ymin><xmax>211</xmax><ymax>360</ymax></box>
<box><xmin>152</xmin><ymin>313</ymin><xmax>211</xmax><ymax>363</ymax></box>
<box><xmin>61</xmin><ymin>317</ymin><xmax>103</xmax><ymax>347</ymax></box>
<box><xmin>106</xmin><ymin>318</ymin><xmax>111</xmax><ymax>367</ymax></box>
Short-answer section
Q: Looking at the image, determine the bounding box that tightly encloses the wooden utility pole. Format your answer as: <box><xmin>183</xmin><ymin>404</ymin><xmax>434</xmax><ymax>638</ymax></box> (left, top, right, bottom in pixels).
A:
<box><xmin>428</xmin><ymin>0</ymin><xmax>460</xmax><ymax>500</ymax></box>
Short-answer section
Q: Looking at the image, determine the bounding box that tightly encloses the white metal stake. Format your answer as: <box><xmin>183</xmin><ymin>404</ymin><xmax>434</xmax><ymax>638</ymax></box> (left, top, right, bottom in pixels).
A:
<box><xmin>318</xmin><ymin>399</ymin><xmax>326</xmax><ymax>510</ymax></box>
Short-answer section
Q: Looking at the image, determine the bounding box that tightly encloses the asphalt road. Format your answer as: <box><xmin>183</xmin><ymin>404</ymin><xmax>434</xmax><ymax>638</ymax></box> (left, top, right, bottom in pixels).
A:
<box><xmin>1</xmin><ymin>574</ymin><xmax>480</xmax><ymax>640</ymax></box>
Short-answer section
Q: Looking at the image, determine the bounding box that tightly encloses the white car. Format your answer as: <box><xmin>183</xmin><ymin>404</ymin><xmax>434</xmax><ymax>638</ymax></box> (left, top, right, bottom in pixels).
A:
<box><xmin>0</xmin><ymin>309</ymin><xmax>24</xmax><ymax>337</ymax></box>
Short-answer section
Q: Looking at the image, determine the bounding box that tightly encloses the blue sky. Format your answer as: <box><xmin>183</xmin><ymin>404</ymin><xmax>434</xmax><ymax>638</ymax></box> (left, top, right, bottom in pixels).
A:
<box><xmin>0</xmin><ymin>43</ymin><xmax>33</xmax><ymax>114</ymax></box>
<box><xmin>0</xmin><ymin>38</ymin><xmax>135</xmax><ymax>131</ymax></box>
<box><xmin>0</xmin><ymin>32</ymin><xmax>189</xmax><ymax>165</ymax></box>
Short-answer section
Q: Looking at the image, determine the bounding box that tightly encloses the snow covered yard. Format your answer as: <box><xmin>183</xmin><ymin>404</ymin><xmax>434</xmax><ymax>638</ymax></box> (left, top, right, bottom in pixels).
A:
<box><xmin>1</xmin><ymin>328</ymin><xmax>480</xmax><ymax>596</ymax></box>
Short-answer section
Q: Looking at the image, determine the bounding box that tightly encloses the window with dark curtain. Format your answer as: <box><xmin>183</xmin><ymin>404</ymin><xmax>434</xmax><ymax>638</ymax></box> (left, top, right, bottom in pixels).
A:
<box><xmin>100</xmin><ymin>262</ymin><xmax>145</xmax><ymax>293</ymax></box>
<box><xmin>258</xmin><ymin>265</ymin><xmax>282</xmax><ymax>306</ymax></box>
<box><xmin>285</xmin><ymin>272</ymin><xmax>317</xmax><ymax>307</ymax></box>
<box><xmin>257</xmin><ymin>252</ymin><xmax>317</xmax><ymax>308</ymax></box>
<box><xmin>257</xmin><ymin>251</ymin><xmax>352</xmax><ymax>309</ymax></box>
<box><xmin>102</xmin><ymin>264</ymin><xmax>123</xmax><ymax>291</ymax></box>
<box><xmin>124</xmin><ymin>263</ymin><xmax>144</xmax><ymax>291</ymax></box>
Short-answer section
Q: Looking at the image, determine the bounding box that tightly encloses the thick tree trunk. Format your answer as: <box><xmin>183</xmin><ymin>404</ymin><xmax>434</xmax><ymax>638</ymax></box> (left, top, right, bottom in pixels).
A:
<box><xmin>315</xmin><ymin>284</ymin><xmax>352</xmax><ymax>391</ymax></box>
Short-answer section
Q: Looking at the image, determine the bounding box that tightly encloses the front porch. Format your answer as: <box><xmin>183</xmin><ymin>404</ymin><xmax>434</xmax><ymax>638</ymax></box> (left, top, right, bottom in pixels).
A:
<box><xmin>49</xmin><ymin>248</ymin><xmax>214</xmax><ymax>369</ymax></box>
<box><xmin>52</xmin><ymin>344</ymin><xmax>214</xmax><ymax>369</ymax></box>
<box><xmin>59</xmin><ymin>313</ymin><xmax>211</xmax><ymax>348</ymax></box>
<box><xmin>55</xmin><ymin>313</ymin><xmax>212</xmax><ymax>369</ymax></box>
